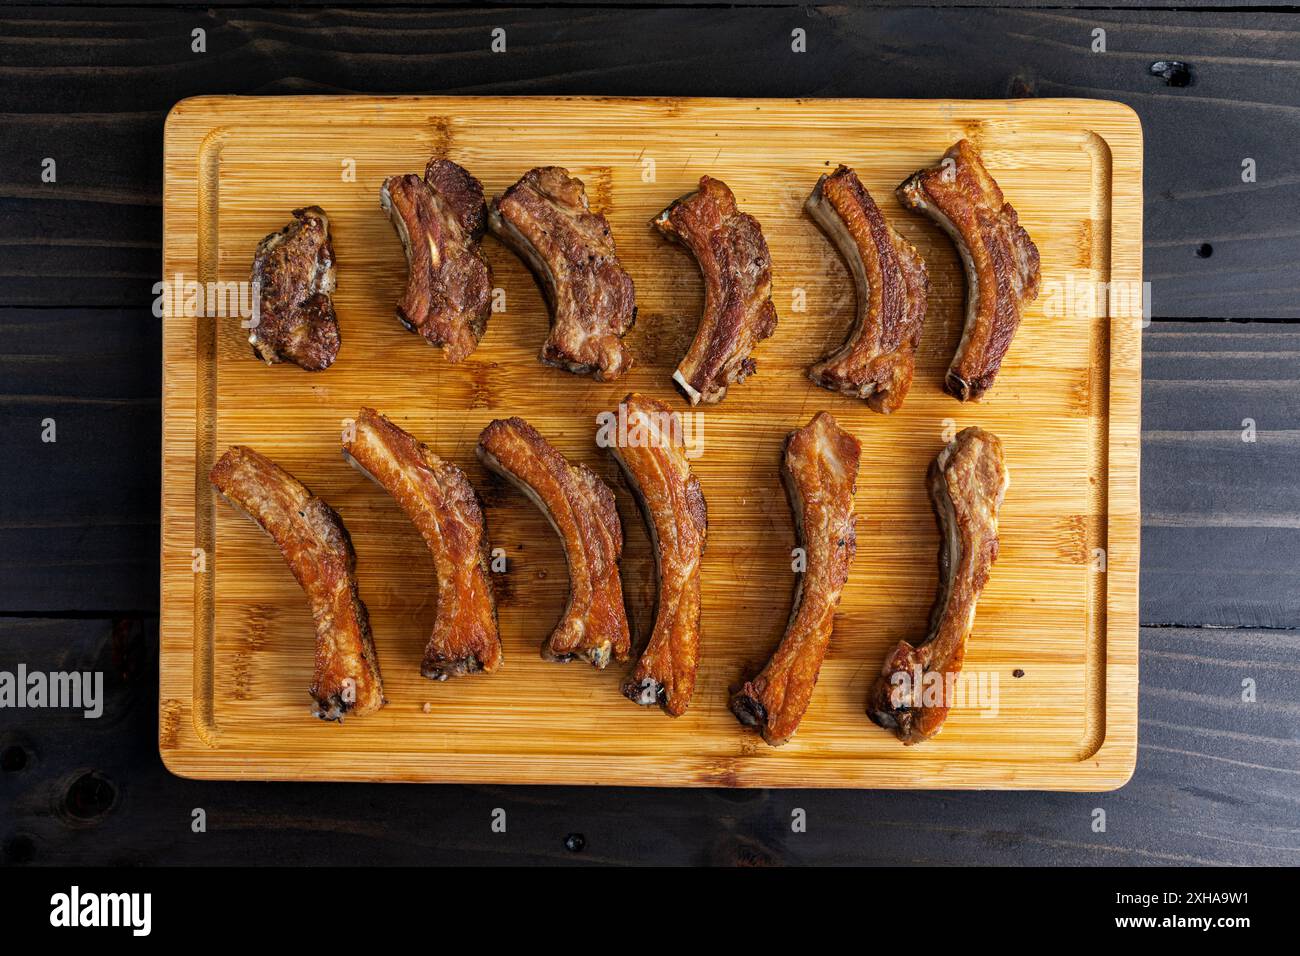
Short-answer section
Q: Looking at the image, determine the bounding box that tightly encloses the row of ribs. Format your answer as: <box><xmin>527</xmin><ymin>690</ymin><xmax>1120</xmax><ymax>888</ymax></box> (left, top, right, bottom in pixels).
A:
<box><xmin>209</xmin><ymin>406</ymin><xmax>1007</xmax><ymax>746</ymax></box>
<box><xmin>248</xmin><ymin>141</ymin><xmax>1040</xmax><ymax>407</ymax></box>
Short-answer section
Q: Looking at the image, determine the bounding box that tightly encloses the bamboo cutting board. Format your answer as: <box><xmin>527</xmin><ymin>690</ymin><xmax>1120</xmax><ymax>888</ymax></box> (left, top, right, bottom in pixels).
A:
<box><xmin>160</xmin><ymin>96</ymin><xmax>1141</xmax><ymax>789</ymax></box>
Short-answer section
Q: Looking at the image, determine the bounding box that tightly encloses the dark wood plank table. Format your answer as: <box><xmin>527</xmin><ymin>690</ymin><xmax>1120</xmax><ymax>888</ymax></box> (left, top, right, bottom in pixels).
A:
<box><xmin>2</xmin><ymin>3</ymin><xmax>1297</xmax><ymax>866</ymax></box>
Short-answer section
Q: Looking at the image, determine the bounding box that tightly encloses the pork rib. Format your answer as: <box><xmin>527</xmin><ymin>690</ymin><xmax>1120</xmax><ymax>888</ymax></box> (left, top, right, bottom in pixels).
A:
<box><xmin>897</xmin><ymin>140</ymin><xmax>1040</xmax><ymax>401</ymax></box>
<box><xmin>249</xmin><ymin>206</ymin><xmax>340</xmax><ymax>371</ymax></box>
<box><xmin>806</xmin><ymin>166</ymin><xmax>929</xmax><ymax>413</ymax></box>
<box><xmin>210</xmin><ymin>445</ymin><xmax>385</xmax><ymax>721</ymax></box>
<box><xmin>605</xmin><ymin>393</ymin><xmax>708</xmax><ymax>716</ymax></box>
<box><xmin>342</xmin><ymin>408</ymin><xmax>502</xmax><ymax>680</ymax></box>
<box><xmin>867</xmin><ymin>427</ymin><xmax>1008</xmax><ymax>744</ymax></box>
<box><xmin>477</xmin><ymin>417</ymin><xmax>631</xmax><ymax>667</ymax></box>
<box><xmin>652</xmin><ymin>176</ymin><xmax>778</xmax><ymax>405</ymax></box>
<box><xmin>730</xmin><ymin>412</ymin><xmax>860</xmax><ymax>746</ymax></box>
<box><xmin>488</xmin><ymin>167</ymin><xmax>635</xmax><ymax>380</ymax></box>
<box><xmin>380</xmin><ymin>159</ymin><xmax>493</xmax><ymax>363</ymax></box>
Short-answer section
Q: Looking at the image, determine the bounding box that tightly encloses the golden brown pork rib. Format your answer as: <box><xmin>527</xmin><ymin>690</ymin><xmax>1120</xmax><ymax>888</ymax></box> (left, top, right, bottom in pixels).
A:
<box><xmin>806</xmin><ymin>166</ymin><xmax>929</xmax><ymax>413</ymax></box>
<box><xmin>342</xmin><ymin>408</ymin><xmax>502</xmax><ymax>680</ymax></box>
<box><xmin>867</xmin><ymin>427</ymin><xmax>1008</xmax><ymax>745</ymax></box>
<box><xmin>249</xmin><ymin>206</ymin><xmax>340</xmax><ymax>371</ymax></box>
<box><xmin>488</xmin><ymin>167</ymin><xmax>635</xmax><ymax>380</ymax></box>
<box><xmin>652</xmin><ymin>177</ymin><xmax>778</xmax><ymax>405</ymax></box>
<box><xmin>380</xmin><ymin>159</ymin><xmax>493</xmax><ymax>363</ymax></box>
<box><xmin>731</xmin><ymin>412</ymin><xmax>860</xmax><ymax>746</ymax></box>
<box><xmin>897</xmin><ymin>140</ymin><xmax>1040</xmax><ymax>401</ymax></box>
<box><xmin>209</xmin><ymin>446</ymin><xmax>384</xmax><ymax>721</ymax></box>
<box><xmin>477</xmin><ymin>417</ymin><xmax>631</xmax><ymax>667</ymax></box>
<box><xmin>604</xmin><ymin>393</ymin><xmax>708</xmax><ymax>716</ymax></box>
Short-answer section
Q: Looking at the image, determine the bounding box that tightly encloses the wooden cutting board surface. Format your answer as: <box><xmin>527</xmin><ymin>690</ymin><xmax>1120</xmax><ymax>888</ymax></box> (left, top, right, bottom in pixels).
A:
<box><xmin>160</xmin><ymin>96</ymin><xmax>1141</xmax><ymax>789</ymax></box>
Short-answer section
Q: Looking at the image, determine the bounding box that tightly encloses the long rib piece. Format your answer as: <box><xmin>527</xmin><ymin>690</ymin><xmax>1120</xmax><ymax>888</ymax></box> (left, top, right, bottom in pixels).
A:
<box><xmin>730</xmin><ymin>412</ymin><xmax>860</xmax><ymax>746</ymax></box>
<box><xmin>606</xmin><ymin>393</ymin><xmax>708</xmax><ymax>716</ymax></box>
<box><xmin>477</xmin><ymin>417</ymin><xmax>631</xmax><ymax>667</ymax></box>
<box><xmin>867</xmin><ymin>427</ymin><xmax>1008</xmax><ymax>744</ymax></box>
<box><xmin>806</xmin><ymin>166</ymin><xmax>929</xmax><ymax>413</ymax></box>
<box><xmin>652</xmin><ymin>176</ymin><xmax>778</xmax><ymax>405</ymax></box>
<box><xmin>210</xmin><ymin>446</ymin><xmax>385</xmax><ymax>721</ymax></box>
<box><xmin>381</xmin><ymin>159</ymin><xmax>493</xmax><ymax>362</ymax></box>
<box><xmin>897</xmin><ymin>140</ymin><xmax>1040</xmax><ymax>401</ymax></box>
<box><xmin>343</xmin><ymin>408</ymin><xmax>502</xmax><ymax>680</ymax></box>
<box><xmin>488</xmin><ymin>167</ymin><xmax>636</xmax><ymax>380</ymax></box>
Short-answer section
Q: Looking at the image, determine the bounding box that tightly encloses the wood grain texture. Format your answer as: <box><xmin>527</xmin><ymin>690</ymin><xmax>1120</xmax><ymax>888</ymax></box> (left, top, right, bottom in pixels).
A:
<box><xmin>0</xmin><ymin>7</ymin><xmax>1293</xmax><ymax>317</ymax></box>
<box><xmin>3</xmin><ymin>619</ymin><xmax>1294</xmax><ymax>865</ymax></box>
<box><xmin>0</xmin><ymin>309</ymin><xmax>160</xmax><ymax>612</ymax></box>
<box><xmin>1143</xmin><ymin>323</ymin><xmax>1300</xmax><ymax>627</ymax></box>
<box><xmin>158</xmin><ymin>95</ymin><xmax>1141</xmax><ymax>789</ymax></box>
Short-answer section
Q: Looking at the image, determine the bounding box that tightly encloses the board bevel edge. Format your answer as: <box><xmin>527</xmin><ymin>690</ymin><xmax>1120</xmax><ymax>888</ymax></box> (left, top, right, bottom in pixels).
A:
<box><xmin>158</xmin><ymin>95</ymin><xmax>1142</xmax><ymax>790</ymax></box>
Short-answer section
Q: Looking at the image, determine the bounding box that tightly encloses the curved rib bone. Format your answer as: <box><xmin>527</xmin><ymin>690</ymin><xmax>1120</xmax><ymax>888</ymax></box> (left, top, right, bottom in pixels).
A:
<box><xmin>488</xmin><ymin>167</ymin><xmax>636</xmax><ymax>380</ymax></box>
<box><xmin>731</xmin><ymin>412</ymin><xmax>860</xmax><ymax>746</ymax></box>
<box><xmin>652</xmin><ymin>176</ymin><xmax>778</xmax><ymax>405</ymax></box>
<box><xmin>867</xmin><ymin>427</ymin><xmax>1008</xmax><ymax>744</ymax></box>
<box><xmin>249</xmin><ymin>206</ymin><xmax>339</xmax><ymax>371</ymax></box>
<box><xmin>380</xmin><ymin>159</ymin><xmax>493</xmax><ymax>362</ymax></box>
<box><xmin>897</xmin><ymin>140</ymin><xmax>1040</xmax><ymax>401</ymax></box>
<box><xmin>477</xmin><ymin>417</ymin><xmax>631</xmax><ymax>668</ymax></box>
<box><xmin>210</xmin><ymin>446</ymin><xmax>385</xmax><ymax>721</ymax></box>
<box><xmin>343</xmin><ymin>408</ymin><xmax>502</xmax><ymax>680</ymax></box>
<box><xmin>806</xmin><ymin>166</ymin><xmax>929</xmax><ymax>413</ymax></box>
<box><xmin>605</xmin><ymin>393</ymin><xmax>708</xmax><ymax>716</ymax></box>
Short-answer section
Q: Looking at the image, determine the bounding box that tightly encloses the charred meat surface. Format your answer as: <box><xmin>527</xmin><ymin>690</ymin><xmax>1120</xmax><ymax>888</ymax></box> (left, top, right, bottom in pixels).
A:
<box><xmin>209</xmin><ymin>446</ymin><xmax>384</xmax><ymax>720</ymax></box>
<box><xmin>652</xmin><ymin>177</ymin><xmax>778</xmax><ymax>405</ymax></box>
<box><xmin>380</xmin><ymin>159</ymin><xmax>493</xmax><ymax>363</ymax></box>
<box><xmin>488</xmin><ymin>167</ymin><xmax>635</xmax><ymax>380</ymax></box>
<box><xmin>897</xmin><ymin>140</ymin><xmax>1040</xmax><ymax>401</ymax></box>
<box><xmin>249</xmin><ymin>206</ymin><xmax>340</xmax><ymax>371</ymax></box>
<box><xmin>342</xmin><ymin>407</ymin><xmax>502</xmax><ymax>680</ymax></box>
<box><xmin>477</xmin><ymin>417</ymin><xmax>631</xmax><ymax>667</ymax></box>
<box><xmin>730</xmin><ymin>412</ymin><xmax>860</xmax><ymax>746</ymax></box>
<box><xmin>607</xmin><ymin>393</ymin><xmax>708</xmax><ymax>716</ymax></box>
<box><xmin>867</xmin><ymin>427</ymin><xmax>1009</xmax><ymax>744</ymax></box>
<box><xmin>806</xmin><ymin>166</ymin><xmax>929</xmax><ymax>413</ymax></box>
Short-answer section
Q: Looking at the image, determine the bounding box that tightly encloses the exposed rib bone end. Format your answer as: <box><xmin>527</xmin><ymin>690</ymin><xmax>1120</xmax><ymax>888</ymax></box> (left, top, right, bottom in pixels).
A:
<box><xmin>421</xmin><ymin>650</ymin><xmax>493</xmax><ymax>681</ymax></box>
<box><xmin>623</xmin><ymin>675</ymin><xmax>666</xmax><ymax>709</ymax></box>
<box><xmin>866</xmin><ymin>640</ymin><xmax>931</xmax><ymax>744</ymax></box>
<box><xmin>729</xmin><ymin>683</ymin><xmax>787</xmax><ymax>746</ymax></box>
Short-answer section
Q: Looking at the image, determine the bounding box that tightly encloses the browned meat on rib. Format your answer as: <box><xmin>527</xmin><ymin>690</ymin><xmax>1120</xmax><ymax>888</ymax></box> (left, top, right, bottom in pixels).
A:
<box><xmin>606</xmin><ymin>393</ymin><xmax>708</xmax><ymax>716</ymax></box>
<box><xmin>897</xmin><ymin>140</ymin><xmax>1040</xmax><ymax>401</ymax></box>
<box><xmin>806</xmin><ymin>166</ymin><xmax>930</xmax><ymax>413</ymax></box>
<box><xmin>248</xmin><ymin>206</ymin><xmax>340</xmax><ymax>371</ymax></box>
<box><xmin>342</xmin><ymin>407</ymin><xmax>502</xmax><ymax>680</ymax></box>
<box><xmin>209</xmin><ymin>446</ymin><xmax>385</xmax><ymax>721</ymax></box>
<box><xmin>652</xmin><ymin>176</ymin><xmax>778</xmax><ymax>405</ymax></box>
<box><xmin>731</xmin><ymin>412</ymin><xmax>860</xmax><ymax>746</ymax></box>
<box><xmin>477</xmin><ymin>417</ymin><xmax>631</xmax><ymax>667</ymax></box>
<box><xmin>867</xmin><ymin>427</ymin><xmax>1008</xmax><ymax>744</ymax></box>
<box><xmin>381</xmin><ymin>159</ymin><xmax>494</xmax><ymax>363</ymax></box>
<box><xmin>488</xmin><ymin>167</ymin><xmax>635</xmax><ymax>380</ymax></box>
